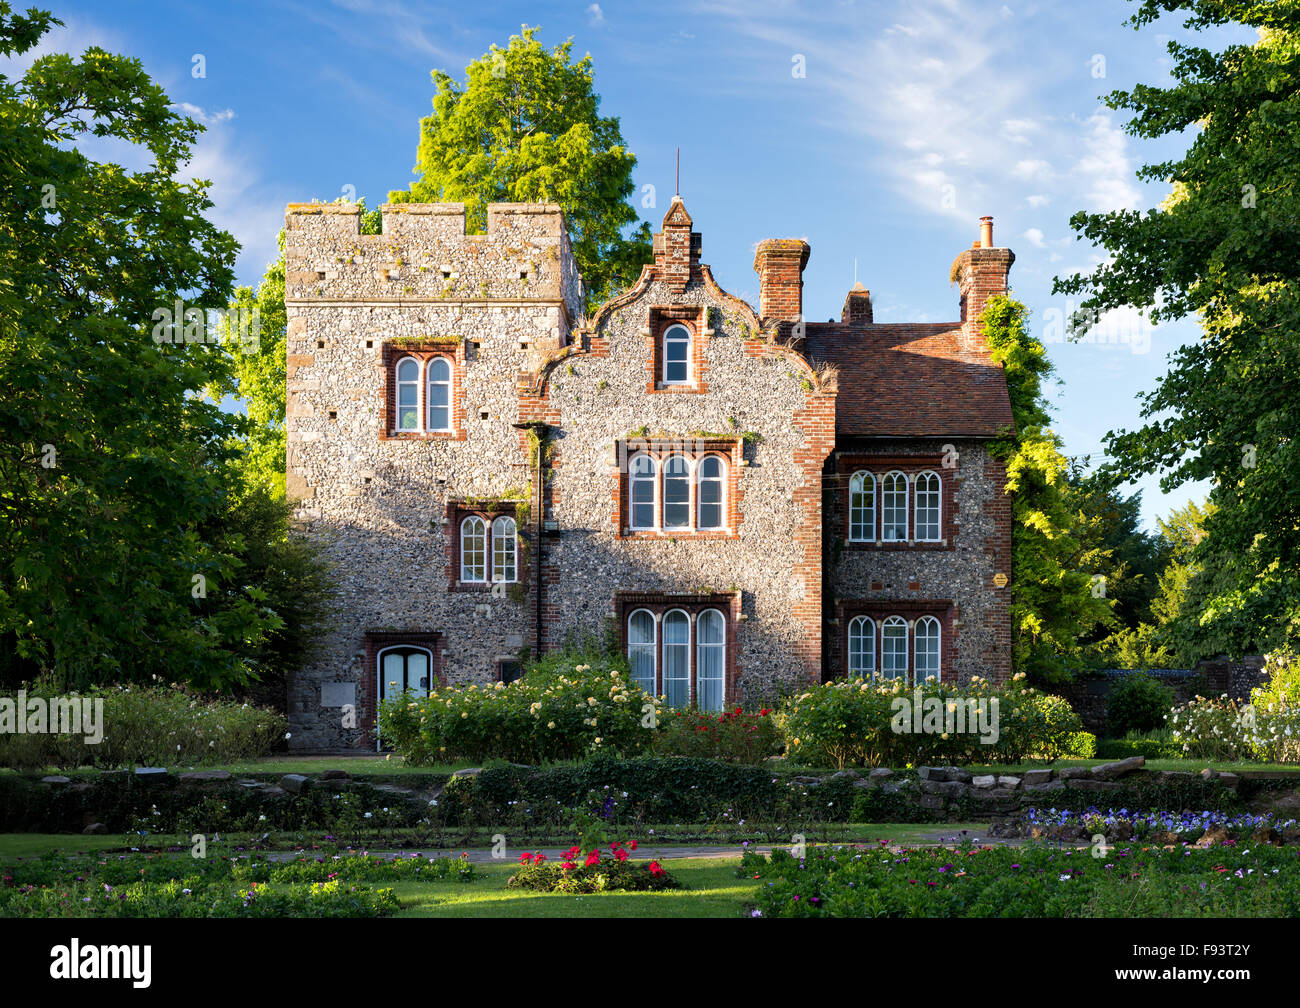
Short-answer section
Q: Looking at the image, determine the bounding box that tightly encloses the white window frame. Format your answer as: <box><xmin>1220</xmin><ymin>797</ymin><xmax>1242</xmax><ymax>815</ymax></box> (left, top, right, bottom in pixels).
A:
<box><xmin>460</xmin><ymin>515</ymin><xmax>487</xmax><ymax>583</ymax></box>
<box><xmin>662</xmin><ymin>608</ymin><xmax>692</xmax><ymax>706</ymax></box>
<box><xmin>661</xmin><ymin>453</ymin><xmax>691</xmax><ymax>531</ymax></box>
<box><xmin>695</xmin><ymin>608</ymin><xmax>726</xmax><ymax>712</ymax></box>
<box><xmin>662</xmin><ymin>323</ymin><xmax>691</xmax><ymax>386</ymax></box>
<box><xmin>882</xmin><ymin>471</ymin><xmax>909</xmax><ymax>542</ymax></box>
<box><xmin>395</xmin><ymin>356</ymin><xmax>421</xmax><ymax>432</ymax></box>
<box><xmin>376</xmin><ymin>644</ymin><xmax>435</xmax><ymax>751</ymax></box>
<box><xmin>696</xmin><ymin>454</ymin><xmax>726</xmax><ymax>530</ymax></box>
<box><xmin>848</xmin><ymin>615</ymin><xmax>876</xmax><ymax>679</ymax></box>
<box><xmin>915</xmin><ymin>615</ymin><xmax>941</xmax><ymax>684</ymax></box>
<box><xmin>882</xmin><ymin>615</ymin><xmax>908</xmax><ymax>681</ymax></box>
<box><xmin>426</xmin><ymin>356</ymin><xmax>452</xmax><ymax>432</ymax></box>
<box><xmin>914</xmin><ymin>471</ymin><xmax>942</xmax><ymax>542</ymax></box>
<box><xmin>629</xmin><ymin>453</ymin><xmax>657</xmax><ymax>531</ymax></box>
<box><xmin>849</xmin><ymin>471</ymin><xmax>876</xmax><ymax>542</ymax></box>
<box><xmin>627</xmin><ymin>609</ymin><xmax>658</xmax><ymax>696</ymax></box>
<box><xmin>491</xmin><ymin>515</ymin><xmax>517</xmax><ymax>584</ymax></box>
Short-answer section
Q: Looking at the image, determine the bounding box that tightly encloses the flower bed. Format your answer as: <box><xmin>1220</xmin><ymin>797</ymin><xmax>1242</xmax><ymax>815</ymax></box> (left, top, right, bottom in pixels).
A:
<box><xmin>1007</xmin><ymin>807</ymin><xmax>1300</xmax><ymax>844</ymax></box>
<box><xmin>507</xmin><ymin>840</ymin><xmax>680</xmax><ymax>893</ymax></box>
<box><xmin>745</xmin><ymin>839</ymin><xmax>1300</xmax><ymax>918</ymax></box>
<box><xmin>0</xmin><ymin>848</ymin><xmax>477</xmax><ymax>918</ymax></box>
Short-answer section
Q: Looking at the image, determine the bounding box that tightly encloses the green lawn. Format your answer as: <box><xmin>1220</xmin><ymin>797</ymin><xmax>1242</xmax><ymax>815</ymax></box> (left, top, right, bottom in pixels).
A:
<box><xmin>392</xmin><ymin>858</ymin><xmax>760</xmax><ymax>918</ymax></box>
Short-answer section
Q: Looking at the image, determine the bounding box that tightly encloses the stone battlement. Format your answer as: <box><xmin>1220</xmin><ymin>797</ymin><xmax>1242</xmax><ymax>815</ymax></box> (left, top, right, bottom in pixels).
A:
<box><xmin>283</xmin><ymin>202</ymin><xmax>583</xmax><ymax>320</ymax></box>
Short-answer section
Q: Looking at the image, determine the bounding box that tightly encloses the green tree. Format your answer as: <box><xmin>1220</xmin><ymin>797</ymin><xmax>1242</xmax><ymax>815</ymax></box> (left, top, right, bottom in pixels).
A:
<box><xmin>983</xmin><ymin>296</ymin><xmax>1113</xmax><ymax>682</ymax></box>
<box><xmin>0</xmin><ymin>7</ymin><xmax>279</xmax><ymax>690</ymax></box>
<box><xmin>1053</xmin><ymin>0</ymin><xmax>1300</xmax><ymax>660</ymax></box>
<box><xmin>1067</xmin><ymin>464</ymin><xmax>1171</xmax><ymax>635</ymax></box>
<box><xmin>389</xmin><ymin>25</ymin><xmax>651</xmax><ymax>309</ymax></box>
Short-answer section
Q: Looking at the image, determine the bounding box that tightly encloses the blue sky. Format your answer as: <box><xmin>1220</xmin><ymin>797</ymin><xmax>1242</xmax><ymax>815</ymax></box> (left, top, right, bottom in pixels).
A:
<box><xmin>22</xmin><ymin>0</ymin><xmax>1254</xmax><ymax>530</ymax></box>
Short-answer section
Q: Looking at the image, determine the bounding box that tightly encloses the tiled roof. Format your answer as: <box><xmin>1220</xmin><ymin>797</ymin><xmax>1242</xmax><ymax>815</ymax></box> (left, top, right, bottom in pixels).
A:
<box><xmin>801</xmin><ymin>322</ymin><xmax>1015</xmax><ymax>439</ymax></box>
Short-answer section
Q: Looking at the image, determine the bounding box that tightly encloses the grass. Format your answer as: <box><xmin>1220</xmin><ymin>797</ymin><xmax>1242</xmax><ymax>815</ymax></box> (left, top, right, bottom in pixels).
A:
<box><xmin>392</xmin><ymin>859</ymin><xmax>759</xmax><ymax>918</ymax></box>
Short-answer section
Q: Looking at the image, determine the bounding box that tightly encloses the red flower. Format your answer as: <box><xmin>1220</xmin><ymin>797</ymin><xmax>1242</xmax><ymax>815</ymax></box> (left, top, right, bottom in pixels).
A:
<box><xmin>614</xmin><ymin>848</ymin><xmax>629</xmax><ymax>862</ymax></box>
<box><xmin>629</xmin><ymin>840</ymin><xmax>638</xmax><ymax>851</ymax></box>
<box><xmin>519</xmin><ymin>852</ymin><xmax>533</xmax><ymax>863</ymax></box>
<box><xmin>534</xmin><ymin>853</ymin><xmax>546</xmax><ymax>863</ymax></box>
<box><xmin>759</xmin><ymin>708</ymin><xmax>771</xmax><ymax>716</ymax></box>
<box><xmin>561</xmin><ymin>861</ymin><xmax>575</xmax><ymax>872</ymax></box>
<box><xmin>648</xmin><ymin>860</ymin><xmax>664</xmax><ymax>876</ymax></box>
<box><xmin>565</xmin><ymin>846</ymin><xmax>581</xmax><ymax>859</ymax></box>
<box><xmin>585</xmin><ymin>850</ymin><xmax>601</xmax><ymax>867</ymax></box>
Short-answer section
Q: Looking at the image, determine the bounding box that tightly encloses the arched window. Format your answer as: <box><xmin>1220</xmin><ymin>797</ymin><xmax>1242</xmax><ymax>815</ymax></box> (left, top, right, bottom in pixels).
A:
<box><xmin>491</xmin><ymin>516</ymin><xmax>517</xmax><ymax>584</ymax></box>
<box><xmin>696</xmin><ymin>609</ymin><xmax>726</xmax><ymax>711</ymax></box>
<box><xmin>662</xmin><ymin>454</ymin><xmax>690</xmax><ymax>529</ymax></box>
<box><xmin>915</xmin><ymin>616</ymin><xmax>941</xmax><ymax>683</ymax></box>
<box><xmin>697</xmin><ymin>455</ymin><xmax>725</xmax><ymax>529</ymax></box>
<box><xmin>378</xmin><ymin>645</ymin><xmax>433</xmax><ymax>701</ymax></box>
<box><xmin>882</xmin><ymin>471</ymin><xmax>908</xmax><ymax>541</ymax></box>
<box><xmin>460</xmin><ymin>515</ymin><xmax>487</xmax><ymax>582</ymax></box>
<box><xmin>663</xmin><ymin>324</ymin><xmax>691</xmax><ymax>385</ymax></box>
<box><xmin>629</xmin><ymin>454</ymin><xmax>656</xmax><ymax>530</ymax></box>
<box><xmin>914</xmin><ymin>471</ymin><xmax>941</xmax><ymax>541</ymax></box>
<box><xmin>396</xmin><ymin>357</ymin><xmax>420</xmax><ymax>431</ymax></box>
<box><xmin>882</xmin><ymin>616</ymin><xmax>908</xmax><ymax>680</ymax></box>
<box><xmin>426</xmin><ymin>357</ymin><xmax>451</xmax><ymax>431</ymax></box>
<box><xmin>627</xmin><ymin>609</ymin><xmax>657</xmax><ymax>695</ymax></box>
<box><xmin>849</xmin><ymin>471</ymin><xmax>876</xmax><ymax>542</ymax></box>
<box><xmin>662</xmin><ymin>610</ymin><xmax>690</xmax><ymax>706</ymax></box>
<box><xmin>848</xmin><ymin>616</ymin><xmax>876</xmax><ymax>678</ymax></box>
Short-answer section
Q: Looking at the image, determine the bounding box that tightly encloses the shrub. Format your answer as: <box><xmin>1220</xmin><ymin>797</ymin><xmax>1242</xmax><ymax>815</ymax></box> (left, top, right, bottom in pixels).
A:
<box><xmin>0</xmin><ymin>679</ymin><xmax>287</xmax><ymax>770</ymax></box>
<box><xmin>1168</xmin><ymin>695</ymin><xmax>1256</xmax><ymax>762</ymax></box>
<box><xmin>1250</xmin><ymin>651</ymin><xmax>1300</xmax><ymax>763</ymax></box>
<box><xmin>378</xmin><ymin>662</ymin><xmax>659</xmax><ymax>765</ymax></box>
<box><xmin>650</xmin><ymin>706</ymin><xmax>782</xmax><ymax>763</ymax></box>
<box><xmin>1106</xmin><ymin>672</ymin><xmax>1175</xmax><ymax>737</ymax></box>
<box><xmin>775</xmin><ymin>674</ymin><xmax>1084</xmax><ymax>769</ymax></box>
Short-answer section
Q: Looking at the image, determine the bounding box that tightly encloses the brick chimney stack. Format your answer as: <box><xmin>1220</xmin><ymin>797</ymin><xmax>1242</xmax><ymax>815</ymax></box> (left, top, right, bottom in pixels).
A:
<box><xmin>841</xmin><ymin>283</ymin><xmax>873</xmax><ymax>325</ymax></box>
<box><xmin>652</xmin><ymin>196</ymin><xmax>701</xmax><ymax>296</ymax></box>
<box><xmin>753</xmin><ymin>239</ymin><xmax>811</xmax><ymax>324</ymax></box>
<box><xmin>949</xmin><ymin>216</ymin><xmax>1014</xmax><ymax>353</ymax></box>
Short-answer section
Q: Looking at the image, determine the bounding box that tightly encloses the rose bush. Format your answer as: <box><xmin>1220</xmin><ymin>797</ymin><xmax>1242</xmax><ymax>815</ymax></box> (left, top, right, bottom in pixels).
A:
<box><xmin>378</xmin><ymin>662</ymin><xmax>661</xmax><ymax>764</ymax></box>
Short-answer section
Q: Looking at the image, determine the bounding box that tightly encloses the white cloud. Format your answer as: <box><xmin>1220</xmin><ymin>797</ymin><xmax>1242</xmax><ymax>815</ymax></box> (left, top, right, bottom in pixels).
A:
<box><xmin>587</xmin><ymin>3</ymin><xmax>605</xmax><ymax>26</ymax></box>
<box><xmin>1026</xmin><ymin>194</ymin><xmax>1050</xmax><ymax>208</ymax></box>
<box><xmin>1075</xmin><ymin>110</ymin><xmax>1141</xmax><ymax>211</ymax></box>
<box><xmin>1023</xmin><ymin>227</ymin><xmax>1046</xmax><ymax>248</ymax></box>
<box><xmin>1012</xmin><ymin>158</ymin><xmax>1053</xmax><ymax>181</ymax></box>
<box><xmin>172</xmin><ymin>103</ymin><xmax>236</xmax><ymax>126</ymax></box>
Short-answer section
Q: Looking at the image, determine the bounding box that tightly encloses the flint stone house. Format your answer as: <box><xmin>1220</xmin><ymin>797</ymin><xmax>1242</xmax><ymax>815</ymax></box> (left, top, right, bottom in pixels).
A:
<box><xmin>282</xmin><ymin>197</ymin><xmax>1015</xmax><ymax>750</ymax></box>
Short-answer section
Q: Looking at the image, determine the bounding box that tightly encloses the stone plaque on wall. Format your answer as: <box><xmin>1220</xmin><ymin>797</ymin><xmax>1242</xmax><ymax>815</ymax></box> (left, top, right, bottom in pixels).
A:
<box><xmin>321</xmin><ymin>682</ymin><xmax>356</xmax><ymax>708</ymax></box>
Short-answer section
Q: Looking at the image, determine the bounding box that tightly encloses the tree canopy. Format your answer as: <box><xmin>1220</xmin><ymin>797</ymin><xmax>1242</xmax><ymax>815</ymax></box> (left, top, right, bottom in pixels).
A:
<box><xmin>389</xmin><ymin>25</ymin><xmax>652</xmax><ymax>310</ymax></box>
<box><xmin>1053</xmin><ymin>0</ymin><xmax>1300</xmax><ymax>658</ymax></box>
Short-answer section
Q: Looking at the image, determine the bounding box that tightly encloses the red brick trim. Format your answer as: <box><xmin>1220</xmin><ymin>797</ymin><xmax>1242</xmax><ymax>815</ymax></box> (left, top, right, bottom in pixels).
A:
<box><xmin>836</xmin><ymin>454</ymin><xmax>959</xmax><ymax>549</ymax></box>
<box><xmin>613</xmin><ymin>438</ymin><xmax>742</xmax><ymax>538</ymax></box>
<box><xmin>833</xmin><ymin>600</ymin><xmax>955</xmax><ymax>683</ymax></box>
<box><xmin>445</xmin><ymin>500</ymin><xmax>528</xmax><ymax>592</ymax></box>
<box><xmin>614</xmin><ymin>591</ymin><xmax>742</xmax><ymax>707</ymax></box>
<box><xmin>645</xmin><ymin>306</ymin><xmax>709</xmax><ymax>394</ymax></box>
<box><xmin>378</xmin><ymin>340</ymin><xmax>468</xmax><ymax>441</ymax></box>
<box><xmin>362</xmin><ymin>630</ymin><xmax>445</xmax><ymax>745</ymax></box>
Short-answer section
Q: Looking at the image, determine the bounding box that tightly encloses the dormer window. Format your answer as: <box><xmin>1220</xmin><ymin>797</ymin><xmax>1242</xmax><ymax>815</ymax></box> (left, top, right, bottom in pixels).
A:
<box><xmin>662</xmin><ymin>323</ymin><xmax>691</xmax><ymax>385</ymax></box>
